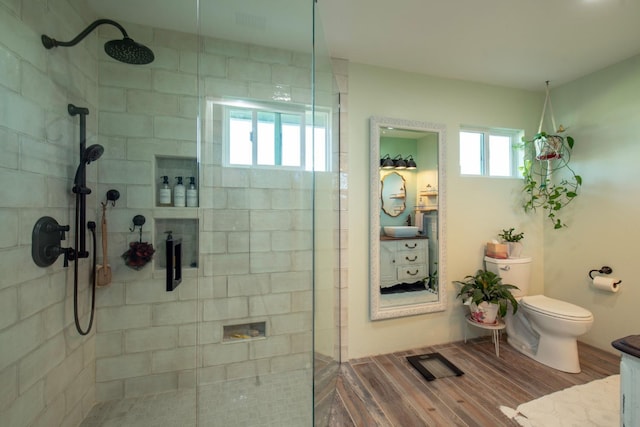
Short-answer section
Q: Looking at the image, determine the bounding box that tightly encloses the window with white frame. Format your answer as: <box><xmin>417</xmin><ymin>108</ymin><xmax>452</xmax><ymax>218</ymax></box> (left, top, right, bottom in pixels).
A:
<box><xmin>459</xmin><ymin>127</ymin><xmax>524</xmax><ymax>177</ymax></box>
<box><xmin>221</xmin><ymin>100</ymin><xmax>330</xmax><ymax>172</ymax></box>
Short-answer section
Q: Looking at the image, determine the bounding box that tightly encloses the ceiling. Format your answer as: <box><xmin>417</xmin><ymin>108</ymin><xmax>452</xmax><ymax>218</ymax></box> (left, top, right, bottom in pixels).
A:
<box><xmin>87</xmin><ymin>0</ymin><xmax>640</xmax><ymax>91</ymax></box>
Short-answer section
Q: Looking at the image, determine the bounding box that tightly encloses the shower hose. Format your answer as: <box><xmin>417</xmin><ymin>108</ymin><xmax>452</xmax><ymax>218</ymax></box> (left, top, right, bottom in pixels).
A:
<box><xmin>73</xmin><ymin>193</ymin><xmax>97</xmax><ymax>336</ymax></box>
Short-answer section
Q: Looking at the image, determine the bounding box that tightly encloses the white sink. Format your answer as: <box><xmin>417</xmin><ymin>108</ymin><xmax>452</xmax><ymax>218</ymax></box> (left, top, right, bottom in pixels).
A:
<box><xmin>383</xmin><ymin>226</ymin><xmax>419</xmax><ymax>238</ymax></box>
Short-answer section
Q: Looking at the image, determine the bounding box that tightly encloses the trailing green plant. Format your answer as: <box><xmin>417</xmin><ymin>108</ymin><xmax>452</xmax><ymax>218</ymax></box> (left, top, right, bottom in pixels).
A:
<box><xmin>498</xmin><ymin>227</ymin><xmax>524</xmax><ymax>242</ymax></box>
<box><xmin>520</xmin><ymin>131</ymin><xmax>582</xmax><ymax>229</ymax></box>
<box><xmin>454</xmin><ymin>269</ymin><xmax>519</xmax><ymax>317</ymax></box>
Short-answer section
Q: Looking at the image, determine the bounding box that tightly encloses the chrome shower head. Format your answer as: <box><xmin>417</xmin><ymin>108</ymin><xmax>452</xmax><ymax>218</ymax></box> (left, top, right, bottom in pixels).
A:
<box><xmin>42</xmin><ymin>19</ymin><xmax>154</xmax><ymax>65</ymax></box>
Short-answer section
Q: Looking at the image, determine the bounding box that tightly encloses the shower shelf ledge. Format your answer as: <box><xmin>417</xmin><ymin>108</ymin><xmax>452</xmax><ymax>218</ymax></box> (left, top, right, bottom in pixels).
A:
<box><xmin>152</xmin><ymin>208</ymin><xmax>199</xmax><ymax>219</ymax></box>
<box><xmin>152</xmin><ymin>267</ymin><xmax>197</xmax><ymax>279</ymax></box>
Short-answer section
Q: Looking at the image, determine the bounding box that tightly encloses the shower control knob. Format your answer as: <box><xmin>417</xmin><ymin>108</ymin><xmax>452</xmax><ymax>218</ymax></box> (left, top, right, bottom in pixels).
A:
<box><xmin>32</xmin><ymin>216</ymin><xmax>73</xmax><ymax>267</ymax></box>
<box><xmin>44</xmin><ymin>223</ymin><xmax>70</xmax><ymax>240</ymax></box>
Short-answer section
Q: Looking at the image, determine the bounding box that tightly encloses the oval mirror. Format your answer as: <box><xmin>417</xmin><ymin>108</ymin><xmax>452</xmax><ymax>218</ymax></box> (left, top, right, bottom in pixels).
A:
<box><xmin>370</xmin><ymin>116</ymin><xmax>447</xmax><ymax>320</ymax></box>
<box><xmin>381</xmin><ymin>172</ymin><xmax>406</xmax><ymax>217</ymax></box>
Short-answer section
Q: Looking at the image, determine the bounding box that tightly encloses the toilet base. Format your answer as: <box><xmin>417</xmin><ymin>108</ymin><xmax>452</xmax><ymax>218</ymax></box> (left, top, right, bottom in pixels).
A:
<box><xmin>507</xmin><ymin>335</ymin><xmax>581</xmax><ymax>373</ymax></box>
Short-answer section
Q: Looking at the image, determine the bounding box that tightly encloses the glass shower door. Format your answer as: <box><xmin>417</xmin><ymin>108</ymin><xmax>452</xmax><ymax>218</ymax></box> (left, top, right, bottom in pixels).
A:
<box><xmin>194</xmin><ymin>1</ymin><xmax>340</xmax><ymax>425</ymax></box>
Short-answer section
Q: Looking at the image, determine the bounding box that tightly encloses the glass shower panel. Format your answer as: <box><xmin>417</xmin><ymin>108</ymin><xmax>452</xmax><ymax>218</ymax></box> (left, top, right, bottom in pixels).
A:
<box><xmin>195</xmin><ymin>1</ymin><xmax>329</xmax><ymax>425</ymax></box>
<box><xmin>89</xmin><ymin>2</ymin><xmax>201</xmax><ymax>426</ymax></box>
<box><xmin>311</xmin><ymin>0</ymin><xmax>342</xmax><ymax>425</ymax></box>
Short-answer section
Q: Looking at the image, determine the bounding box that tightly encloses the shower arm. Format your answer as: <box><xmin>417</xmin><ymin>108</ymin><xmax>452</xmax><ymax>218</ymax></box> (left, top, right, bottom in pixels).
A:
<box><xmin>42</xmin><ymin>19</ymin><xmax>129</xmax><ymax>49</ymax></box>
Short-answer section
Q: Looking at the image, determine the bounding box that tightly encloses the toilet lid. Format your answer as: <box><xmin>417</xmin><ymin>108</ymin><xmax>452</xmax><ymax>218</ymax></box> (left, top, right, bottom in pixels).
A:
<box><xmin>521</xmin><ymin>295</ymin><xmax>593</xmax><ymax>320</ymax></box>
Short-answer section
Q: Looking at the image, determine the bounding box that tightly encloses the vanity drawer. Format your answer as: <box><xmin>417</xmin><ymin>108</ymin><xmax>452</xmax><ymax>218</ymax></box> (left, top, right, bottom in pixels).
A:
<box><xmin>397</xmin><ymin>239</ymin><xmax>426</xmax><ymax>251</ymax></box>
<box><xmin>397</xmin><ymin>250</ymin><xmax>426</xmax><ymax>265</ymax></box>
<box><xmin>397</xmin><ymin>264</ymin><xmax>427</xmax><ymax>281</ymax></box>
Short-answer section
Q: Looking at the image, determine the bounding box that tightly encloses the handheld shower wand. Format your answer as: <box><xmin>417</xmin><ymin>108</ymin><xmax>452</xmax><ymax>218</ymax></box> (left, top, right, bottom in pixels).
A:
<box><xmin>69</xmin><ymin>104</ymin><xmax>102</xmax><ymax>258</ymax></box>
<box><xmin>69</xmin><ymin>104</ymin><xmax>102</xmax><ymax>335</ymax></box>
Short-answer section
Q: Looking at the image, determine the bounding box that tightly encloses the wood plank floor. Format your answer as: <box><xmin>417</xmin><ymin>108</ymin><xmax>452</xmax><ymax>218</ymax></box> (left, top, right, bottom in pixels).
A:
<box><xmin>329</xmin><ymin>337</ymin><xmax>620</xmax><ymax>427</ymax></box>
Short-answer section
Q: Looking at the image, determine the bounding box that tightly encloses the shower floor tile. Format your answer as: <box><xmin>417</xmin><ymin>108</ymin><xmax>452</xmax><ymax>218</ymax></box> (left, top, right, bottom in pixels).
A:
<box><xmin>80</xmin><ymin>370</ymin><xmax>311</xmax><ymax>427</ymax></box>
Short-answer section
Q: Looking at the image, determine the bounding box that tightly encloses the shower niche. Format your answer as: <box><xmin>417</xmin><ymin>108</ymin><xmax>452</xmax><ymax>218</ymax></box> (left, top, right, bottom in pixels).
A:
<box><xmin>154</xmin><ymin>218</ymin><xmax>199</xmax><ymax>271</ymax></box>
<box><xmin>155</xmin><ymin>156</ymin><xmax>198</xmax><ymax>208</ymax></box>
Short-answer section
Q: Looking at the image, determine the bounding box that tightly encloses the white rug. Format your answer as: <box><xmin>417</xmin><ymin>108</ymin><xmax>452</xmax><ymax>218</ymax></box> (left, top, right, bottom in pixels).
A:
<box><xmin>499</xmin><ymin>375</ymin><xmax>620</xmax><ymax>427</ymax></box>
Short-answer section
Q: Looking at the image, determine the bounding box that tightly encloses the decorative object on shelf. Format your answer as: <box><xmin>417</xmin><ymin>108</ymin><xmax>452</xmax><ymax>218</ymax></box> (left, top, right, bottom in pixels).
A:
<box><xmin>173</xmin><ymin>176</ymin><xmax>186</xmax><ymax>207</ymax></box>
<box><xmin>498</xmin><ymin>227</ymin><xmax>525</xmax><ymax>258</ymax></box>
<box><xmin>454</xmin><ymin>269</ymin><xmax>519</xmax><ymax>324</ymax></box>
<box><xmin>186</xmin><ymin>176</ymin><xmax>198</xmax><ymax>207</ymax></box>
<box><xmin>521</xmin><ymin>81</ymin><xmax>582</xmax><ymax>229</ymax></box>
<box><xmin>421</xmin><ymin>184</ymin><xmax>437</xmax><ymax>195</ymax></box>
<box><xmin>122</xmin><ymin>215</ymin><xmax>154</xmax><ymax>270</ymax></box>
<box><xmin>158</xmin><ymin>175</ymin><xmax>172</xmax><ymax>206</ymax></box>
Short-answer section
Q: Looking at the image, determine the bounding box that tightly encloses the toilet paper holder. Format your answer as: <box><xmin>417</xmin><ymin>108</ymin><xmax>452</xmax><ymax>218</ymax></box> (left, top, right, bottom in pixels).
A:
<box><xmin>588</xmin><ymin>266</ymin><xmax>622</xmax><ymax>285</ymax></box>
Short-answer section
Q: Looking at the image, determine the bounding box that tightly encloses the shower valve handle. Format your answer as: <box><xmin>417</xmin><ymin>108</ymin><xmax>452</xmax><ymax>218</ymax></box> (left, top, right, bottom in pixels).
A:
<box><xmin>45</xmin><ymin>223</ymin><xmax>70</xmax><ymax>241</ymax></box>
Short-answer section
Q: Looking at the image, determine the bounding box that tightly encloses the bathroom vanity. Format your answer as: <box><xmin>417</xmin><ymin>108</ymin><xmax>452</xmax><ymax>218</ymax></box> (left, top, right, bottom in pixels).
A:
<box><xmin>380</xmin><ymin>237</ymin><xmax>429</xmax><ymax>289</ymax></box>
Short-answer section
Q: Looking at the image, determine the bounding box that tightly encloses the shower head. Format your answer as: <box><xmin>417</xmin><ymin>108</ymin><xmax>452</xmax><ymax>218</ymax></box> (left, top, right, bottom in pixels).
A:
<box><xmin>83</xmin><ymin>144</ymin><xmax>104</xmax><ymax>165</ymax></box>
<box><xmin>104</xmin><ymin>38</ymin><xmax>154</xmax><ymax>65</ymax></box>
<box><xmin>42</xmin><ymin>19</ymin><xmax>154</xmax><ymax>65</ymax></box>
<box><xmin>73</xmin><ymin>144</ymin><xmax>104</xmax><ymax>188</ymax></box>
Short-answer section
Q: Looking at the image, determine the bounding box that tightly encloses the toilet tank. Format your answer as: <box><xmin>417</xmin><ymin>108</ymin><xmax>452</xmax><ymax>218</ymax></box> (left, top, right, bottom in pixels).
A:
<box><xmin>484</xmin><ymin>256</ymin><xmax>531</xmax><ymax>297</ymax></box>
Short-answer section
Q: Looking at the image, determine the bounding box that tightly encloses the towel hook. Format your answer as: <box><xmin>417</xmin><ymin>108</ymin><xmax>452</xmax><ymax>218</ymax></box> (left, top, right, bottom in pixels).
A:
<box><xmin>129</xmin><ymin>215</ymin><xmax>146</xmax><ymax>242</ymax></box>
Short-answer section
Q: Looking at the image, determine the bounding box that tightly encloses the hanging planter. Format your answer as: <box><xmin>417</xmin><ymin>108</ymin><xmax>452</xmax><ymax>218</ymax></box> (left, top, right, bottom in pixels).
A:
<box><xmin>534</xmin><ymin>133</ymin><xmax>564</xmax><ymax>161</ymax></box>
<box><xmin>521</xmin><ymin>82</ymin><xmax>582</xmax><ymax>229</ymax></box>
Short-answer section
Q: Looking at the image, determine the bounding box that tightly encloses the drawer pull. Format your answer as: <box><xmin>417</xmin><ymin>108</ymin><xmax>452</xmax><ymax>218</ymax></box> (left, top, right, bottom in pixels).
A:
<box><xmin>406</xmin><ymin>269</ymin><xmax>419</xmax><ymax>276</ymax></box>
<box><xmin>404</xmin><ymin>243</ymin><xmax>417</xmax><ymax>249</ymax></box>
<box><xmin>405</xmin><ymin>255</ymin><xmax>418</xmax><ymax>262</ymax></box>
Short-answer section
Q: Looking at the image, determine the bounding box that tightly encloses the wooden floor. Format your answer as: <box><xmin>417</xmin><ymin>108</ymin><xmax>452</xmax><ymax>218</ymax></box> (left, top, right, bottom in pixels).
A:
<box><xmin>329</xmin><ymin>337</ymin><xmax>620</xmax><ymax>427</ymax></box>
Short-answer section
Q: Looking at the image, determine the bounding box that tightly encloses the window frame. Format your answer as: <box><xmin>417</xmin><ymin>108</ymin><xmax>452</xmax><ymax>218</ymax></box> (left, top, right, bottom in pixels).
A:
<box><xmin>459</xmin><ymin>126</ymin><xmax>524</xmax><ymax>178</ymax></box>
<box><xmin>217</xmin><ymin>98</ymin><xmax>330</xmax><ymax>172</ymax></box>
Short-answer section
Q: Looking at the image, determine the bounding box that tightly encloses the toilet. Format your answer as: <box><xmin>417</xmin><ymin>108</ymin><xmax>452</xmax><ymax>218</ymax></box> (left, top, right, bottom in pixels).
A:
<box><xmin>484</xmin><ymin>256</ymin><xmax>594</xmax><ymax>373</ymax></box>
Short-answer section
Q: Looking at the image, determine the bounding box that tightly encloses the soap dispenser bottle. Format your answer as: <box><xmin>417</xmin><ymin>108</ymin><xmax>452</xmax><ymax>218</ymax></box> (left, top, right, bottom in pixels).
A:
<box><xmin>159</xmin><ymin>175</ymin><xmax>172</xmax><ymax>206</ymax></box>
<box><xmin>173</xmin><ymin>176</ymin><xmax>186</xmax><ymax>207</ymax></box>
<box><xmin>186</xmin><ymin>176</ymin><xmax>198</xmax><ymax>207</ymax></box>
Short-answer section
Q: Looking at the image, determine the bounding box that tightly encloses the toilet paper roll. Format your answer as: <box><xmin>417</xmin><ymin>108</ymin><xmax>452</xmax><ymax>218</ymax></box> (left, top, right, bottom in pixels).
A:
<box><xmin>592</xmin><ymin>276</ymin><xmax>620</xmax><ymax>293</ymax></box>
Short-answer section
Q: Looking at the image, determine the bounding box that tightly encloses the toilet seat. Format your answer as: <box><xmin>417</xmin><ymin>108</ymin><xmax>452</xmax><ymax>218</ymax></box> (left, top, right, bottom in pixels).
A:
<box><xmin>521</xmin><ymin>295</ymin><xmax>593</xmax><ymax>321</ymax></box>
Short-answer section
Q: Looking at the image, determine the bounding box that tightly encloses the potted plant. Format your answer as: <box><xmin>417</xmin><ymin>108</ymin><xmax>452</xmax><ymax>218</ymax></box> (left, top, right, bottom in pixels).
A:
<box><xmin>520</xmin><ymin>129</ymin><xmax>582</xmax><ymax>229</ymax></box>
<box><xmin>498</xmin><ymin>227</ymin><xmax>524</xmax><ymax>258</ymax></box>
<box><xmin>455</xmin><ymin>269</ymin><xmax>519</xmax><ymax>324</ymax></box>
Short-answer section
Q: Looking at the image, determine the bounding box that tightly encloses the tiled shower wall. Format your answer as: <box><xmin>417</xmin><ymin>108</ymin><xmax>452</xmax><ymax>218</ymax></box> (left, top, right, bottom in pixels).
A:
<box><xmin>0</xmin><ymin>1</ymin><xmax>99</xmax><ymax>426</ymax></box>
<box><xmin>93</xmin><ymin>21</ymin><xmax>333</xmax><ymax>402</ymax></box>
<box><xmin>1</xmin><ymin>2</ymin><xmax>340</xmax><ymax>425</ymax></box>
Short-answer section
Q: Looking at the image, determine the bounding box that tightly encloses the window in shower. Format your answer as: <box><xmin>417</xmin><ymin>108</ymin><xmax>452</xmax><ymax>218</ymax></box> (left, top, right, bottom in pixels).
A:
<box><xmin>221</xmin><ymin>100</ymin><xmax>330</xmax><ymax>171</ymax></box>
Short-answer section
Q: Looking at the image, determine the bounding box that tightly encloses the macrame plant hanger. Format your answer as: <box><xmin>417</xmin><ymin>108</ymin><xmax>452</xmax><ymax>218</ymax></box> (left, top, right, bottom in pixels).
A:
<box><xmin>534</xmin><ymin>81</ymin><xmax>566</xmax><ymax>183</ymax></box>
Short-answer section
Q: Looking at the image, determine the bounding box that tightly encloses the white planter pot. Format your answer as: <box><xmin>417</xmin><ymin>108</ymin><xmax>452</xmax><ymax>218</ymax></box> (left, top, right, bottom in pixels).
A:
<box><xmin>507</xmin><ymin>242</ymin><xmax>523</xmax><ymax>258</ymax></box>
<box><xmin>469</xmin><ymin>301</ymin><xmax>499</xmax><ymax>324</ymax></box>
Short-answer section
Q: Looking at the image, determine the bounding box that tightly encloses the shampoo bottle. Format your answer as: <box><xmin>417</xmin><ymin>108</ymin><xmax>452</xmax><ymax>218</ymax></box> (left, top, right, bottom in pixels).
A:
<box><xmin>186</xmin><ymin>176</ymin><xmax>198</xmax><ymax>207</ymax></box>
<box><xmin>174</xmin><ymin>176</ymin><xmax>186</xmax><ymax>207</ymax></box>
<box><xmin>159</xmin><ymin>175</ymin><xmax>172</xmax><ymax>206</ymax></box>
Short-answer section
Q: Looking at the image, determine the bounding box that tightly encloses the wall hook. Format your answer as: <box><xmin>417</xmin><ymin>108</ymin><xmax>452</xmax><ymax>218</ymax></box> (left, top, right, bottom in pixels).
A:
<box><xmin>106</xmin><ymin>189</ymin><xmax>120</xmax><ymax>207</ymax></box>
<box><xmin>129</xmin><ymin>215</ymin><xmax>146</xmax><ymax>242</ymax></box>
